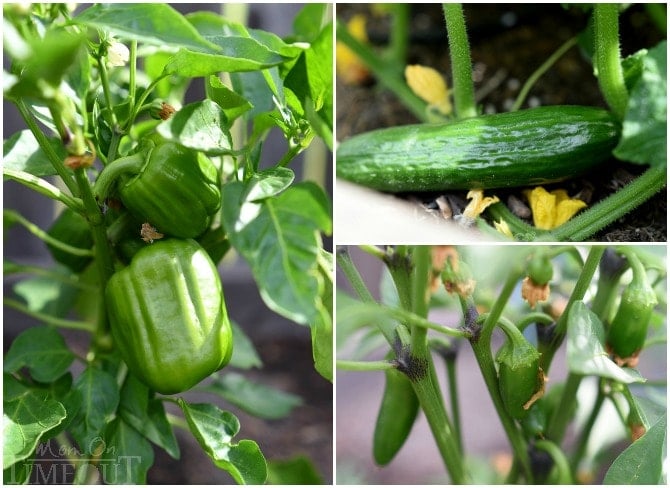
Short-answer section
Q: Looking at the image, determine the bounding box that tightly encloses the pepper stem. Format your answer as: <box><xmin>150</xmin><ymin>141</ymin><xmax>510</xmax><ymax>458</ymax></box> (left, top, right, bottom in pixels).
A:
<box><xmin>92</xmin><ymin>151</ymin><xmax>147</xmax><ymax>202</ymax></box>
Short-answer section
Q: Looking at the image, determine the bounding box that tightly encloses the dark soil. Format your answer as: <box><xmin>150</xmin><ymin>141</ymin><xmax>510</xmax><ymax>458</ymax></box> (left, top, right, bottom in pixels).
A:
<box><xmin>336</xmin><ymin>4</ymin><xmax>666</xmax><ymax>241</ymax></box>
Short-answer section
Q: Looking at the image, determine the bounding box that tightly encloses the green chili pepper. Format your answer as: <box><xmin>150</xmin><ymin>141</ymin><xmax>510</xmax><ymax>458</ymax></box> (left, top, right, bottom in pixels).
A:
<box><xmin>496</xmin><ymin>324</ymin><xmax>543</xmax><ymax>420</ymax></box>
<box><xmin>372</xmin><ymin>363</ymin><xmax>420</xmax><ymax>465</ymax></box>
<box><xmin>607</xmin><ymin>252</ymin><xmax>657</xmax><ymax>361</ymax></box>
<box><xmin>46</xmin><ymin>207</ymin><xmax>93</xmax><ymax>272</ymax></box>
<box><xmin>106</xmin><ymin>238</ymin><xmax>233</xmax><ymax>394</ymax></box>
<box><xmin>94</xmin><ymin>136</ymin><xmax>221</xmax><ymax>238</ymax></box>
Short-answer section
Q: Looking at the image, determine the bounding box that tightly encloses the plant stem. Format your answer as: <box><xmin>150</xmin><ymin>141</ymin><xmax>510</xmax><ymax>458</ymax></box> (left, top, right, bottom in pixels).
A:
<box><xmin>545</xmin><ymin>372</ymin><xmax>582</xmax><ymax>444</ymax></box>
<box><xmin>412</xmin><ymin>377</ymin><xmax>469</xmax><ymax>483</ymax></box>
<box><xmin>460</xmin><ymin>265</ymin><xmax>533</xmax><ymax>481</ymax></box>
<box><xmin>383</xmin><ymin>304</ymin><xmax>469</xmax><ymax>338</ymax></box>
<box><xmin>4</xmin><ymin>262</ymin><xmax>98</xmax><ymax>290</ymax></box>
<box><xmin>92</xmin><ymin>152</ymin><xmax>146</xmax><ymax>201</ymax></box>
<box><xmin>13</xmin><ymin>99</ymin><xmax>79</xmax><ymax>196</ymax></box>
<box><xmin>443</xmin><ymin>4</ymin><xmax>477</xmax><ymax>119</ymax></box>
<box><xmin>127</xmin><ymin>40</ymin><xmax>138</xmax><ymax>126</ymax></box>
<box><xmin>593</xmin><ymin>4</ymin><xmax>628</xmax><ymax>120</ymax></box>
<box><xmin>549</xmin><ymin>166</ymin><xmax>666</xmax><ymax>241</ymax></box>
<box><xmin>535</xmin><ymin>439</ymin><xmax>573</xmax><ymax>483</ymax></box>
<box><xmin>387</xmin><ymin>4</ymin><xmax>409</xmax><ymax>65</ymax></box>
<box><xmin>570</xmin><ymin>384</ymin><xmax>605</xmax><ymax>471</ymax></box>
<box><xmin>335</xmin><ymin>20</ymin><xmax>427</xmax><ymax>122</ymax></box>
<box><xmin>336</xmin><ymin>247</ymin><xmax>376</xmax><ymax>304</ymax></box>
<box><xmin>541</xmin><ymin>246</ymin><xmax>605</xmax><ymax>372</ymax></box>
<box><xmin>336</xmin><ymin>359</ymin><xmax>395</xmax><ymax>372</ymax></box>
<box><xmin>336</xmin><ymin>247</ymin><xmax>396</xmax><ymax>344</ymax></box>
<box><xmin>445</xmin><ymin>357</ymin><xmax>463</xmax><ymax>451</ymax></box>
<box><xmin>4</xmin><ymin>209</ymin><xmax>94</xmax><ymax>257</ymax></box>
<box><xmin>4</xmin><ymin>298</ymin><xmax>95</xmax><ymax>332</ymax></box>
<box><xmin>511</xmin><ymin>36</ymin><xmax>578</xmax><ymax>112</ymax></box>
<box><xmin>3</xmin><ymin>168</ymin><xmax>84</xmax><ymax>212</ymax></box>
<box><xmin>516</xmin><ymin>312</ymin><xmax>555</xmax><ymax>331</ymax></box>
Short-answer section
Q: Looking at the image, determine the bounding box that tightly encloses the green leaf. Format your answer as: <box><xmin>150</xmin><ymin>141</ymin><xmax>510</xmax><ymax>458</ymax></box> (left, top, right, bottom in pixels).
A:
<box><xmin>177</xmin><ymin>399</ymin><xmax>267</xmax><ymax>484</ymax></box>
<box><xmin>566</xmin><ymin>301</ymin><xmax>646</xmax><ymax>383</ymax></box>
<box><xmin>267</xmin><ymin>455</ymin><xmax>324</xmax><ymax>484</ymax></box>
<box><xmin>613</xmin><ymin>41</ymin><xmax>667</xmax><ymax>167</ymax></box>
<box><xmin>3</xmin><ymin>130</ymin><xmax>67</xmax><ymax>177</ymax></box>
<box><xmin>221</xmin><ymin>181</ymin><xmax>332</xmax><ymax>325</ymax></box>
<box><xmin>3</xmin><ymin>391</ymin><xmax>67</xmax><ymax>468</ymax></box>
<box><xmin>156</xmin><ymin>99</ymin><xmax>232</xmax><ymax>155</ymax></box>
<box><xmin>200</xmin><ymin>372</ymin><xmax>302</xmax><ymax>420</ymax></box>
<box><xmin>118</xmin><ymin>375</ymin><xmax>180</xmax><ymax>459</ymax></box>
<box><xmin>603</xmin><ymin>413</ymin><xmax>666</xmax><ymax>484</ymax></box>
<box><xmin>243</xmin><ymin>167</ymin><xmax>295</xmax><ymax>202</ymax></box>
<box><xmin>163</xmin><ymin>37</ymin><xmax>289</xmax><ymax>77</ymax></box>
<box><xmin>229</xmin><ymin>322</ymin><xmax>263</xmax><ymax>370</ymax></box>
<box><xmin>66</xmin><ymin>367</ymin><xmax>120</xmax><ymax>455</ymax></box>
<box><xmin>231</xmin><ymin>71</ymin><xmax>276</xmax><ymax>119</ymax></box>
<box><xmin>13</xmin><ymin>272</ymin><xmax>79</xmax><ymax>317</ymax></box>
<box><xmin>291</xmin><ymin>4</ymin><xmax>329</xmax><ymax>42</ymax></box>
<box><xmin>5</xmin><ymin>27</ymin><xmax>86</xmax><ymax>100</ymax></box>
<box><xmin>99</xmin><ymin>418</ymin><xmax>155</xmax><ymax>484</ymax></box>
<box><xmin>73</xmin><ymin>4</ymin><xmax>216</xmax><ymax>51</ymax></box>
<box><xmin>4</xmin><ymin>327</ymin><xmax>74</xmax><ymax>383</ymax></box>
<box><xmin>284</xmin><ymin>21</ymin><xmax>333</xmax><ymax>135</ymax></box>
<box><xmin>207</xmin><ymin>75</ymin><xmax>253</xmax><ymax>122</ymax></box>
<box><xmin>186</xmin><ymin>11</ymin><xmax>304</xmax><ymax>59</ymax></box>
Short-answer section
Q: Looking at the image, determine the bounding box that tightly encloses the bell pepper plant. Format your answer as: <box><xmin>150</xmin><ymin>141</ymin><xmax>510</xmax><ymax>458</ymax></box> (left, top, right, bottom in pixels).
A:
<box><xmin>3</xmin><ymin>3</ymin><xmax>333</xmax><ymax>484</ymax></box>
<box><xmin>337</xmin><ymin>245</ymin><xmax>666</xmax><ymax>484</ymax></box>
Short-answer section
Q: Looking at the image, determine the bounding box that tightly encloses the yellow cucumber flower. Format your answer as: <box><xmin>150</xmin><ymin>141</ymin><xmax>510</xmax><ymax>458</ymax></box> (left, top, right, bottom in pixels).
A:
<box><xmin>524</xmin><ymin>187</ymin><xmax>587</xmax><ymax>230</ymax></box>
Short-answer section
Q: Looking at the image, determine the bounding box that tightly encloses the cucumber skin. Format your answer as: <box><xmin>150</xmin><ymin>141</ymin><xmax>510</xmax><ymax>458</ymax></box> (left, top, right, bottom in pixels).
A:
<box><xmin>336</xmin><ymin>106</ymin><xmax>621</xmax><ymax>191</ymax></box>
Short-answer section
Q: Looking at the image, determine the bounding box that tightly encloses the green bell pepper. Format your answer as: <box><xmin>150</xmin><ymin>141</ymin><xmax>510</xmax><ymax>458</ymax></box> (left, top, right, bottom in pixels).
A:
<box><xmin>106</xmin><ymin>238</ymin><xmax>233</xmax><ymax>394</ymax></box>
<box><xmin>94</xmin><ymin>137</ymin><xmax>221</xmax><ymax>238</ymax></box>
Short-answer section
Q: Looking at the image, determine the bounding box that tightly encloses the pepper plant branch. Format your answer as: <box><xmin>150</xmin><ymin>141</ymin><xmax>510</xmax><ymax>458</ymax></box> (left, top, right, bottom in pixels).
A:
<box><xmin>4</xmin><ymin>262</ymin><xmax>97</xmax><ymax>290</ymax></box>
<box><xmin>443</xmin><ymin>3</ymin><xmax>477</xmax><ymax>119</ymax></box>
<box><xmin>570</xmin><ymin>383</ymin><xmax>605</xmax><ymax>471</ymax></box>
<box><xmin>466</xmin><ymin>312</ymin><xmax>533</xmax><ymax>482</ymax></box>
<box><xmin>3</xmin><ymin>170</ymin><xmax>84</xmax><ymax>211</ymax></box>
<box><xmin>336</xmin><ymin>359</ymin><xmax>396</xmax><ymax>372</ymax></box>
<box><xmin>593</xmin><ymin>4</ymin><xmax>628</xmax><ymax>120</ymax></box>
<box><xmin>542</xmin><ymin>246</ymin><xmax>605</xmax><ymax>372</ymax></box>
<box><xmin>4</xmin><ymin>298</ymin><xmax>95</xmax><ymax>332</ymax></box>
<box><xmin>412</xmin><ymin>377</ymin><xmax>469</xmax><ymax>483</ymax></box>
<box><xmin>459</xmin><ymin>276</ymin><xmax>533</xmax><ymax>481</ymax></box>
<box><xmin>546</xmin><ymin>372</ymin><xmax>583</xmax><ymax>444</ymax></box>
<box><xmin>516</xmin><ymin>312</ymin><xmax>555</xmax><ymax>331</ymax></box>
<box><xmin>3</xmin><ymin>209</ymin><xmax>93</xmax><ymax>257</ymax></box>
<box><xmin>335</xmin><ymin>20</ymin><xmax>427</xmax><ymax>122</ymax></box>
<box><xmin>535</xmin><ymin>439</ymin><xmax>573</xmax><ymax>483</ymax></box>
<box><xmin>127</xmin><ymin>40</ymin><xmax>138</xmax><ymax>124</ymax></box>
<box><xmin>12</xmin><ymin>99</ymin><xmax>80</xmax><ymax>196</ymax></box>
<box><xmin>336</xmin><ymin>247</ymin><xmax>396</xmax><ymax>344</ymax></box>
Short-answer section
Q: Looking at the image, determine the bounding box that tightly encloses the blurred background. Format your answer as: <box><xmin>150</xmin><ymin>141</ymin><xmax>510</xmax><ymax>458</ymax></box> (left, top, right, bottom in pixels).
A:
<box><xmin>3</xmin><ymin>3</ymin><xmax>333</xmax><ymax>484</ymax></box>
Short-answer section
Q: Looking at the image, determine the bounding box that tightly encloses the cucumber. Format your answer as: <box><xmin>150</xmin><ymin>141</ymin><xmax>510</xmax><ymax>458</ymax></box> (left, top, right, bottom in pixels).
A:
<box><xmin>336</xmin><ymin>105</ymin><xmax>620</xmax><ymax>191</ymax></box>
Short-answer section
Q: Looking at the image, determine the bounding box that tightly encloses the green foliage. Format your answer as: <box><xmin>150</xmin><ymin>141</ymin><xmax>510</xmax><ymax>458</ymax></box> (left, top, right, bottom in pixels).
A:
<box><xmin>337</xmin><ymin>245</ymin><xmax>666</xmax><ymax>484</ymax></box>
<box><xmin>4</xmin><ymin>3</ymin><xmax>331</xmax><ymax>484</ymax></box>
